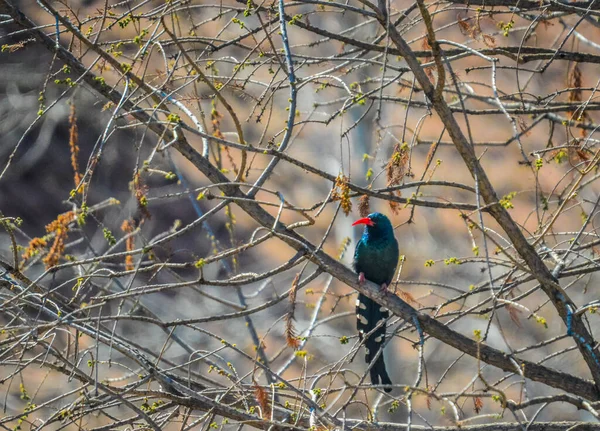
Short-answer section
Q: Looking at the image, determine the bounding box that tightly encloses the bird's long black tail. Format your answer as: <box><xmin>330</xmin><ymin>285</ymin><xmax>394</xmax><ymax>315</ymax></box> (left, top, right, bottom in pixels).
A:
<box><xmin>356</xmin><ymin>293</ymin><xmax>392</xmax><ymax>392</ymax></box>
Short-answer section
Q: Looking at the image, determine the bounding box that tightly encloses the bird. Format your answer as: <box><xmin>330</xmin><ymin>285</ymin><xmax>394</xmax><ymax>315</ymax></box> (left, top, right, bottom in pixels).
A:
<box><xmin>352</xmin><ymin>212</ymin><xmax>399</xmax><ymax>392</ymax></box>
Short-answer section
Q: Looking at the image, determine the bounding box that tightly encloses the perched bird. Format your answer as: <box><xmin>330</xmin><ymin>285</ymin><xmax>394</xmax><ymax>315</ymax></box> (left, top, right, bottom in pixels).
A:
<box><xmin>352</xmin><ymin>212</ymin><xmax>399</xmax><ymax>392</ymax></box>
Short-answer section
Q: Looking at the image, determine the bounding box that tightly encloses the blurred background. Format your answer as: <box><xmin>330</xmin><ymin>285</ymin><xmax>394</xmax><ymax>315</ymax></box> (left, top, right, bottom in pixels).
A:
<box><xmin>1</xmin><ymin>0</ymin><xmax>600</xmax><ymax>428</ymax></box>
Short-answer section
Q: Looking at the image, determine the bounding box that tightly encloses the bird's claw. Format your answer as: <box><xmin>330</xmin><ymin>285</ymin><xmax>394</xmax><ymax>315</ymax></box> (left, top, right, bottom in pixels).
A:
<box><xmin>357</xmin><ymin>273</ymin><xmax>388</xmax><ymax>294</ymax></box>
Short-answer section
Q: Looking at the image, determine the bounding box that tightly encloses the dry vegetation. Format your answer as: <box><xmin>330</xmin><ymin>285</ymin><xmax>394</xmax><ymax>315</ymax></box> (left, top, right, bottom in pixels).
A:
<box><xmin>2</xmin><ymin>0</ymin><xmax>600</xmax><ymax>430</ymax></box>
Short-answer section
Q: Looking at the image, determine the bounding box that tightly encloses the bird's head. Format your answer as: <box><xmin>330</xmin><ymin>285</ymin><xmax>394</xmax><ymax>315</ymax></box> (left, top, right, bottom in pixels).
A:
<box><xmin>352</xmin><ymin>212</ymin><xmax>393</xmax><ymax>238</ymax></box>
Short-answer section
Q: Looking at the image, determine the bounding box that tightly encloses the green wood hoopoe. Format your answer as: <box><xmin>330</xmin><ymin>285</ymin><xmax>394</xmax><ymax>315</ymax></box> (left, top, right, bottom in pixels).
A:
<box><xmin>352</xmin><ymin>212</ymin><xmax>399</xmax><ymax>392</ymax></box>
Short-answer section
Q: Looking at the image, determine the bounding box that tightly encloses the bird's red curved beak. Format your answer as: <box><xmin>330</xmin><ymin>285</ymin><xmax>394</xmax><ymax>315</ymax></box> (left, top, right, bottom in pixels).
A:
<box><xmin>352</xmin><ymin>217</ymin><xmax>375</xmax><ymax>226</ymax></box>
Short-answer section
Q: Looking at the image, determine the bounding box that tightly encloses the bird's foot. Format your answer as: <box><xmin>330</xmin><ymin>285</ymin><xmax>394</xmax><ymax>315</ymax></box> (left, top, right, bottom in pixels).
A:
<box><xmin>358</xmin><ymin>272</ymin><xmax>366</xmax><ymax>285</ymax></box>
<box><xmin>380</xmin><ymin>283</ymin><xmax>388</xmax><ymax>294</ymax></box>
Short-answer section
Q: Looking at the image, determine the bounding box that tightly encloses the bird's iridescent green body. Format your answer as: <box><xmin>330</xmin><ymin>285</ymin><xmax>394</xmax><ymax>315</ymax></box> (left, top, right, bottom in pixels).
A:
<box><xmin>353</xmin><ymin>212</ymin><xmax>399</xmax><ymax>392</ymax></box>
